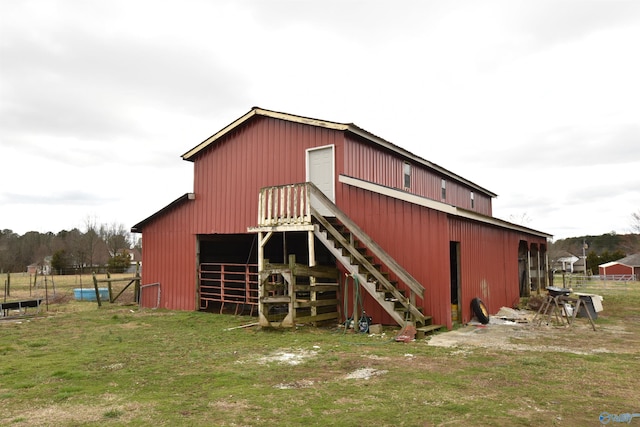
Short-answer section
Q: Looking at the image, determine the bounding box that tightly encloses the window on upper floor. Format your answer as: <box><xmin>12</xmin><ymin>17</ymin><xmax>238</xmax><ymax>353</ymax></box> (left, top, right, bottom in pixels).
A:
<box><xmin>470</xmin><ymin>191</ymin><xmax>475</xmax><ymax>209</ymax></box>
<box><xmin>403</xmin><ymin>162</ymin><xmax>411</xmax><ymax>189</ymax></box>
<box><xmin>441</xmin><ymin>179</ymin><xmax>446</xmax><ymax>200</ymax></box>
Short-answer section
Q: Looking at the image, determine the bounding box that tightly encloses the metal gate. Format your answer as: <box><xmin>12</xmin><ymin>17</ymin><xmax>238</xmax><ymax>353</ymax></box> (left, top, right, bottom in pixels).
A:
<box><xmin>199</xmin><ymin>263</ymin><xmax>259</xmax><ymax>315</ymax></box>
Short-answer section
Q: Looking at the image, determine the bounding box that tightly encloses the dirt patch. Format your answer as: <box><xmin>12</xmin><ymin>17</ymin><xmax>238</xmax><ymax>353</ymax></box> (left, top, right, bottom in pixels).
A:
<box><xmin>273</xmin><ymin>379</ymin><xmax>316</xmax><ymax>389</ymax></box>
<box><xmin>428</xmin><ymin>314</ymin><xmax>639</xmax><ymax>355</ymax></box>
<box><xmin>256</xmin><ymin>349</ymin><xmax>318</xmax><ymax>365</ymax></box>
<box><xmin>7</xmin><ymin>401</ymin><xmax>151</xmax><ymax>426</ymax></box>
<box><xmin>344</xmin><ymin>368</ymin><xmax>388</xmax><ymax>380</ymax></box>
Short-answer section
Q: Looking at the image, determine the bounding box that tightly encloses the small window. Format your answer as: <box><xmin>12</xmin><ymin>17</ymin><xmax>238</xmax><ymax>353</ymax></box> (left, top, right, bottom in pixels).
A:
<box><xmin>470</xmin><ymin>192</ymin><xmax>475</xmax><ymax>209</ymax></box>
<box><xmin>403</xmin><ymin>162</ymin><xmax>411</xmax><ymax>188</ymax></box>
<box><xmin>441</xmin><ymin>179</ymin><xmax>446</xmax><ymax>200</ymax></box>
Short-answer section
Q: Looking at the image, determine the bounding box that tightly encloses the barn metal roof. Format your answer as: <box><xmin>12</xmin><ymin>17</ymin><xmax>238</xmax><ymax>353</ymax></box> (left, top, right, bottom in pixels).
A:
<box><xmin>131</xmin><ymin>193</ymin><xmax>195</xmax><ymax>233</ymax></box>
<box><xmin>181</xmin><ymin>107</ymin><xmax>498</xmax><ymax>198</ymax></box>
<box><xmin>607</xmin><ymin>253</ymin><xmax>640</xmax><ymax>267</ymax></box>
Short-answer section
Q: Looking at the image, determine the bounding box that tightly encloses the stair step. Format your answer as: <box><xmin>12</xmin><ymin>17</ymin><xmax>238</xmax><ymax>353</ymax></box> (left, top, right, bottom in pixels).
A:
<box><xmin>313</xmin><ymin>211</ymin><xmax>427</xmax><ymax>329</ymax></box>
<box><xmin>384</xmin><ymin>290</ymin><xmax>405</xmax><ymax>299</ymax></box>
<box><xmin>415</xmin><ymin>324</ymin><xmax>444</xmax><ymax>338</ymax></box>
<box><xmin>395</xmin><ymin>305</ymin><xmax>424</xmax><ymax>314</ymax></box>
<box><xmin>379</xmin><ymin>283</ymin><xmax>400</xmax><ymax>293</ymax></box>
<box><xmin>342</xmin><ymin>247</ymin><xmax>367</xmax><ymax>256</ymax></box>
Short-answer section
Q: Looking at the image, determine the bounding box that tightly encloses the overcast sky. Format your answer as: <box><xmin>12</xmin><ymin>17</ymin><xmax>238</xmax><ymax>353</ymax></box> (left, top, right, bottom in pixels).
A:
<box><xmin>1</xmin><ymin>0</ymin><xmax>639</xmax><ymax>241</ymax></box>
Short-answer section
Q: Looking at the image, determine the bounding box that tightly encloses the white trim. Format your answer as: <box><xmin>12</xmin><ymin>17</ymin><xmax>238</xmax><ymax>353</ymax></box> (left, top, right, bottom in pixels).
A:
<box><xmin>338</xmin><ymin>175</ymin><xmax>552</xmax><ymax>238</ymax></box>
<box><xmin>306</xmin><ymin>144</ymin><xmax>336</xmax><ymax>203</ymax></box>
<box><xmin>182</xmin><ymin>108</ymin><xmax>348</xmax><ymax>161</ymax></box>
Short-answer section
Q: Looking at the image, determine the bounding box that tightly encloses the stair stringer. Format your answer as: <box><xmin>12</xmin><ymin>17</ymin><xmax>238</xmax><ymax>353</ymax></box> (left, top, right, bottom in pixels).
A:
<box><xmin>314</xmin><ymin>226</ymin><xmax>414</xmax><ymax>327</ymax></box>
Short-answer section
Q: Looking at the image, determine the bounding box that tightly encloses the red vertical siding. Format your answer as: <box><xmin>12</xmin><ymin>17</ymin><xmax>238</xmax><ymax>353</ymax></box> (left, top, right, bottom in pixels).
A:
<box><xmin>140</xmin><ymin>201</ymin><xmax>197</xmax><ymax>310</ymax></box>
<box><xmin>448</xmin><ymin>218</ymin><xmax>547</xmax><ymax>323</ymax></box>
<box><xmin>192</xmin><ymin>117</ymin><xmax>343</xmax><ymax>234</ymax></box>
<box><xmin>336</xmin><ymin>184</ymin><xmax>451</xmax><ymax>327</ymax></box>
<box><xmin>343</xmin><ymin>135</ymin><xmax>492</xmax><ymax>215</ymax></box>
<box><xmin>140</xmin><ymin>116</ymin><xmax>346</xmax><ymax>310</ymax></box>
<box><xmin>599</xmin><ymin>263</ymin><xmax>633</xmax><ymax>276</ymax></box>
<box><xmin>139</xmin><ymin>112</ymin><xmax>545</xmax><ymax>326</ymax></box>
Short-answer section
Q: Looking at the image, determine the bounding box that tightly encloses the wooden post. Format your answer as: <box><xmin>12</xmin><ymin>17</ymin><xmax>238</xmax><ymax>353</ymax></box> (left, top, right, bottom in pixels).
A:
<box><xmin>257</xmin><ymin>232</ymin><xmax>270</xmax><ymax>327</ymax></box>
<box><xmin>352</xmin><ymin>274</ymin><xmax>359</xmax><ymax>331</ymax></box>
<box><xmin>92</xmin><ymin>273</ymin><xmax>102</xmax><ymax>307</ymax></box>
<box><xmin>308</xmin><ymin>230</ymin><xmax>317</xmax><ymax>323</ymax></box>
<box><xmin>6</xmin><ymin>272</ymin><xmax>10</xmax><ymax>297</ymax></box>
<box><xmin>44</xmin><ymin>274</ymin><xmax>49</xmax><ymax>311</ymax></box>
<box><xmin>525</xmin><ymin>248</ymin><xmax>531</xmax><ymax>297</ymax></box>
<box><xmin>536</xmin><ymin>250</ymin><xmax>542</xmax><ymax>295</ymax></box>
<box><xmin>134</xmin><ymin>262</ymin><xmax>141</xmax><ymax>303</ymax></box>
<box><xmin>284</xmin><ymin>254</ymin><xmax>296</xmax><ymax>327</ymax></box>
<box><xmin>107</xmin><ymin>272</ymin><xmax>113</xmax><ymax>303</ymax></box>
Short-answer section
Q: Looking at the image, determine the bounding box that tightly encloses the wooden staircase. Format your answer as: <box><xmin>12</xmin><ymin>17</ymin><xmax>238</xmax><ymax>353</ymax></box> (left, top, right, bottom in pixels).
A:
<box><xmin>250</xmin><ymin>182</ymin><xmax>443</xmax><ymax>333</ymax></box>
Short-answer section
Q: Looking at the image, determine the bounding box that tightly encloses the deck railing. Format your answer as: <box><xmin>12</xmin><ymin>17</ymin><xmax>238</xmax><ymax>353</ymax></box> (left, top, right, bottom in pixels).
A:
<box><xmin>257</xmin><ymin>183</ymin><xmax>311</xmax><ymax>227</ymax></box>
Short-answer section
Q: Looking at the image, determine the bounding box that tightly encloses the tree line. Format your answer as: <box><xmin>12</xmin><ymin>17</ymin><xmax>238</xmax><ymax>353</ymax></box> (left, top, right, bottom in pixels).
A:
<box><xmin>0</xmin><ymin>220</ymin><xmax>139</xmax><ymax>274</ymax></box>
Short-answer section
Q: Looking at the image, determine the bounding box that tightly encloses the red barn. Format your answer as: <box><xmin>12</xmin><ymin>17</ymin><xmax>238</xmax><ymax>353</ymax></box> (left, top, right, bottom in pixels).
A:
<box><xmin>132</xmin><ymin>107</ymin><xmax>550</xmax><ymax>330</ymax></box>
<box><xmin>599</xmin><ymin>253</ymin><xmax>640</xmax><ymax>280</ymax></box>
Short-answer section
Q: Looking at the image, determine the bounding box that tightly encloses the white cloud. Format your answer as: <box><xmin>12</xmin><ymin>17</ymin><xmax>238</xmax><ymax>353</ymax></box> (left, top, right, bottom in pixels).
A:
<box><xmin>1</xmin><ymin>0</ymin><xmax>639</xmax><ymax>239</ymax></box>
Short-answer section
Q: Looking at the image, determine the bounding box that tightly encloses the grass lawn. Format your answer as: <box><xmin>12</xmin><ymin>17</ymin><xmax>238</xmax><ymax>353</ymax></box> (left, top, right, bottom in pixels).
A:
<box><xmin>1</xmin><ymin>273</ymin><xmax>639</xmax><ymax>426</ymax></box>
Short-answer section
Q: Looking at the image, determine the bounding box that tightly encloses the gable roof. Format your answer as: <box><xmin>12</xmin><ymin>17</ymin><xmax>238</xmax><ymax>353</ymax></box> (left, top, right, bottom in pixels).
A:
<box><xmin>611</xmin><ymin>253</ymin><xmax>640</xmax><ymax>267</ymax></box>
<box><xmin>181</xmin><ymin>107</ymin><xmax>498</xmax><ymax>198</ymax></box>
<box><xmin>131</xmin><ymin>193</ymin><xmax>195</xmax><ymax>233</ymax></box>
<box><xmin>554</xmin><ymin>250</ymin><xmax>578</xmax><ymax>260</ymax></box>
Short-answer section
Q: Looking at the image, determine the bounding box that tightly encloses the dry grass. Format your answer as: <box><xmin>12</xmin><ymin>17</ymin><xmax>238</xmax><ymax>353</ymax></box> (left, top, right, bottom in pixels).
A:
<box><xmin>1</xmin><ymin>274</ymin><xmax>639</xmax><ymax>426</ymax></box>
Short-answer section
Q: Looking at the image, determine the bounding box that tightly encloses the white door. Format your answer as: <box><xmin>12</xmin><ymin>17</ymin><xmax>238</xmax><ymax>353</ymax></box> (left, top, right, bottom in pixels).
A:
<box><xmin>306</xmin><ymin>145</ymin><xmax>335</xmax><ymax>216</ymax></box>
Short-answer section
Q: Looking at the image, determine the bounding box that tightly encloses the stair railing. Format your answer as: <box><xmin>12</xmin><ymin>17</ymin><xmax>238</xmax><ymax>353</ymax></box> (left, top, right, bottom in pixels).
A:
<box><xmin>306</xmin><ymin>182</ymin><xmax>425</xmax><ymax>299</ymax></box>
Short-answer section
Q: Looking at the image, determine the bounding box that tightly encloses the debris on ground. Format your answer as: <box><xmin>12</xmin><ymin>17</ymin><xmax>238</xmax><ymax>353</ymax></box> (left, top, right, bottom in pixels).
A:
<box><xmin>395</xmin><ymin>323</ymin><xmax>416</xmax><ymax>342</ymax></box>
<box><xmin>494</xmin><ymin>307</ymin><xmax>531</xmax><ymax>323</ymax></box>
<box><xmin>255</xmin><ymin>349</ymin><xmax>318</xmax><ymax>366</ymax></box>
<box><xmin>344</xmin><ymin>368</ymin><xmax>388</xmax><ymax>380</ymax></box>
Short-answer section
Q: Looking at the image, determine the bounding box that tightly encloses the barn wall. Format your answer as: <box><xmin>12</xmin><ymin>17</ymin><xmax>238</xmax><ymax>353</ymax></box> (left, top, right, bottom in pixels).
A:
<box><xmin>342</xmin><ymin>134</ymin><xmax>492</xmax><ymax>215</ymax></box>
<box><xmin>140</xmin><ymin>116</ymin><xmax>346</xmax><ymax>310</ymax></box>
<box><xmin>138</xmin><ymin>112</ymin><xmax>548</xmax><ymax>323</ymax></box>
<box><xmin>336</xmin><ymin>183</ymin><xmax>451</xmax><ymax>327</ymax></box>
<box><xmin>449</xmin><ymin>218</ymin><xmax>516</xmax><ymax>323</ymax></box>
<box><xmin>139</xmin><ymin>202</ymin><xmax>197</xmax><ymax>310</ymax></box>
<box><xmin>599</xmin><ymin>263</ymin><xmax>633</xmax><ymax>276</ymax></box>
<box><xmin>192</xmin><ymin>116</ymin><xmax>343</xmax><ymax>234</ymax></box>
<box><xmin>334</xmin><ymin>180</ymin><xmax>548</xmax><ymax>328</ymax></box>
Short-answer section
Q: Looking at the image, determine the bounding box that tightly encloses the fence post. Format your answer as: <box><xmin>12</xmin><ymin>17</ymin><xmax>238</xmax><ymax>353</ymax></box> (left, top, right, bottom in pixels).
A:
<box><xmin>93</xmin><ymin>273</ymin><xmax>102</xmax><ymax>307</ymax></box>
<box><xmin>106</xmin><ymin>271</ymin><xmax>113</xmax><ymax>303</ymax></box>
<box><xmin>134</xmin><ymin>262</ymin><xmax>141</xmax><ymax>303</ymax></box>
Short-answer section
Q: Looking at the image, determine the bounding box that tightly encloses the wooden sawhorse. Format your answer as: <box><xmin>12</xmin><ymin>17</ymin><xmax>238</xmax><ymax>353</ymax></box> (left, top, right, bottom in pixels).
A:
<box><xmin>533</xmin><ymin>294</ymin><xmax>596</xmax><ymax>331</ymax></box>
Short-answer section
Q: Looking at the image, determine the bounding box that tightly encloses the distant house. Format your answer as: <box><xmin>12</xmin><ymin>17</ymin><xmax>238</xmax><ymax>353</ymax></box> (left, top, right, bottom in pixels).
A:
<box><xmin>599</xmin><ymin>253</ymin><xmax>640</xmax><ymax>280</ymax></box>
<box><xmin>573</xmin><ymin>257</ymin><xmax>588</xmax><ymax>274</ymax></box>
<box><xmin>26</xmin><ymin>259</ymin><xmax>51</xmax><ymax>275</ymax></box>
<box><xmin>553</xmin><ymin>251</ymin><xmax>580</xmax><ymax>273</ymax></box>
<box><xmin>125</xmin><ymin>248</ymin><xmax>142</xmax><ymax>274</ymax></box>
<box><xmin>26</xmin><ymin>263</ymin><xmax>38</xmax><ymax>275</ymax></box>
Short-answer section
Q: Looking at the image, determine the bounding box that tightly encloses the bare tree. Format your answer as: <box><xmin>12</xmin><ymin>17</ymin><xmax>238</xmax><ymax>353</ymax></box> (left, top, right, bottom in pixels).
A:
<box><xmin>509</xmin><ymin>212</ymin><xmax>532</xmax><ymax>226</ymax></box>
<box><xmin>632</xmin><ymin>210</ymin><xmax>640</xmax><ymax>234</ymax></box>
<box><xmin>67</xmin><ymin>216</ymin><xmax>106</xmax><ymax>272</ymax></box>
<box><xmin>100</xmin><ymin>222</ymin><xmax>131</xmax><ymax>257</ymax></box>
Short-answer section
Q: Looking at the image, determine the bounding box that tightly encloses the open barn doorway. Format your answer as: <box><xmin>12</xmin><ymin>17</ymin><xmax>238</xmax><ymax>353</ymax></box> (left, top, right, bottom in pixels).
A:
<box><xmin>518</xmin><ymin>240</ymin><xmax>529</xmax><ymax>297</ymax></box>
<box><xmin>197</xmin><ymin>233</ymin><xmax>334</xmax><ymax>316</ymax></box>
<box><xmin>450</xmin><ymin>241</ymin><xmax>461</xmax><ymax>323</ymax></box>
<box><xmin>198</xmin><ymin>234</ymin><xmax>258</xmax><ymax>315</ymax></box>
